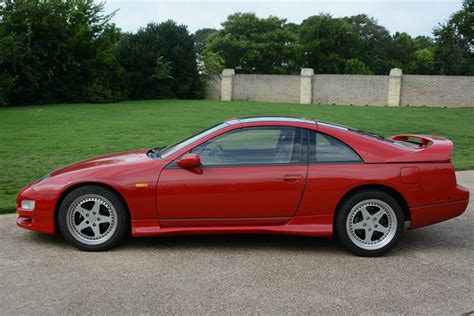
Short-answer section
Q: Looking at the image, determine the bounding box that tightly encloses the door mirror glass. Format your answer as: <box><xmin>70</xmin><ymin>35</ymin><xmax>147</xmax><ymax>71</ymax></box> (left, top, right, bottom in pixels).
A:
<box><xmin>177</xmin><ymin>153</ymin><xmax>201</xmax><ymax>169</ymax></box>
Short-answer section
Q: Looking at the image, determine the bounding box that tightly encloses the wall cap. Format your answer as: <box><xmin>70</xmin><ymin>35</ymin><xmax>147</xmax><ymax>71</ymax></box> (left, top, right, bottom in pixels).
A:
<box><xmin>222</xmin><ymin>69</ymin><xmax>235</xmax><ymax>77</ymax></box>
<box><xmin>389</xmin><ymin>68</ymin><xmax>403</xmax><ymax>77</ymax></box>
<box><xmin>301</xmin><ymin>68</ymin><xmax>314</xmax><ymax>77</ymax></box>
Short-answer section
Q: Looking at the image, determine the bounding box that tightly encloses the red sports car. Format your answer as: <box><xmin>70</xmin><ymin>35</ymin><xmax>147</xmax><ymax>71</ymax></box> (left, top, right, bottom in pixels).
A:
<box><xmin>16</xmin><ymin>117</ymin><xmax>469</xmax><ymax>256</ymax></box>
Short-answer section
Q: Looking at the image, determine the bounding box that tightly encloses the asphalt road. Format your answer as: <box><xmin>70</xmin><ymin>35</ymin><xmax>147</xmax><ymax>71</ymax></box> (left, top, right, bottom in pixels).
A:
<box><xmin>1</xmin><ymin>172</ymin><xmax>473</xmax><ymax>314</ymax></box>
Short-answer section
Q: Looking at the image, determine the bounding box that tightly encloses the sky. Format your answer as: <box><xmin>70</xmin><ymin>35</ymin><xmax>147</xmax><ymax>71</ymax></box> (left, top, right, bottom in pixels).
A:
<box><xmin>104</xmin><ymin>0</ymin><xmax>462</xmax><ymax>37</ymax></box>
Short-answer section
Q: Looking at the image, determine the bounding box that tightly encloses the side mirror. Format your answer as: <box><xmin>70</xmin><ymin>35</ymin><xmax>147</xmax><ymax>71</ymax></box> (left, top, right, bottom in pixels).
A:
<box><xmin>177</xmin><ymin>153</ymin><xmax>201</xmax><ymax>169</ymax></box>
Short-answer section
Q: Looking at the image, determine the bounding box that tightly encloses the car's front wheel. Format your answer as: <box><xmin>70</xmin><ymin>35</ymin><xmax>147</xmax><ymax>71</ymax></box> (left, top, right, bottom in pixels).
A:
<box><xmin>335</xmin><ymin>190</ymin><xmax>404</xmax><ymax>256</ymax></box>
<box><xmin>58</xmin><ymin>185</ymin><xmax>129</xmax><ymax>251</ymax></box>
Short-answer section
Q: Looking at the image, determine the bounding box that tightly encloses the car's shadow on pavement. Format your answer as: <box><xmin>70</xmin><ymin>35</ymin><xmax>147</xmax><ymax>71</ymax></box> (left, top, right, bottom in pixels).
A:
<box><xmin>27</xmin><ymin>220</ymin><xmax>472</xmax><ymax>256</ymax></box>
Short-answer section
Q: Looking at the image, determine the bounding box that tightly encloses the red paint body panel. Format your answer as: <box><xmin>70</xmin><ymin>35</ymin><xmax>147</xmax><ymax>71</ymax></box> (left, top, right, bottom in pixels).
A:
<box><xmin>16</xmin><ymin>118</ymin><xmax>469</xmax><ymax>241</ymax></box>
<box><xmin>157</xmin><ymin>165</ymin><xmax>306</xmax><ymax>220</ymax></box>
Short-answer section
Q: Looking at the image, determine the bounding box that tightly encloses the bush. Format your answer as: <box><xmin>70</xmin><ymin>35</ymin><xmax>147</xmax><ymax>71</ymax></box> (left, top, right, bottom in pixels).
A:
<box><xmin>116</xmin><ymin>21</ymin><xmax>204</xmax><ymax>100</ymax></box>
<box><xmin>0</xmin><ymin>0</ymin><xmax>125</xmax><ymax>106</ymax></box>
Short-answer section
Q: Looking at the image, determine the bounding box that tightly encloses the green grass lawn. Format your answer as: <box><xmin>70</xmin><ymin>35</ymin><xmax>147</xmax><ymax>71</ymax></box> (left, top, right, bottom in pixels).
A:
<box><xmin>1</xmin><ymin>99</ymin><xmax>473</xmax><ymax>213</ymax></box>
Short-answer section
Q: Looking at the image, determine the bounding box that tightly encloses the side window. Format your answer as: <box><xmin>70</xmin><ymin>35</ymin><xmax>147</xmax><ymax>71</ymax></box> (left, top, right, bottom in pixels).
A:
<box><xmin>309</xmin><ymin>131</ymin><xmax>362</xmax><ymax>163</ymax></box>
<box><xmin>191</xmin><ymin>127</ymin><xmax>303</xmax><ymax>166</ymax></box>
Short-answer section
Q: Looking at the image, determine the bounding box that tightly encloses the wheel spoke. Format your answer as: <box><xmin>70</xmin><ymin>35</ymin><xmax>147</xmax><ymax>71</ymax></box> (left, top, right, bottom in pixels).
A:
<box><xmin>100</xmin><ymin>215</ymin><xmax>112</xmax><ymax>224</ymax></box>
<box><xmin>373</xmin><ymin>209</ymin><xmax>385</xmax><ymax>222</ymax></box>
<box><xmin>375</xmin><ymin>225</ymin><xmax>389</xmax><ymax>235</ymax></box>
<box><xmin>352</xmin><ymin>221</ymin><xmax>366</xmax><ymax>230</ymax></box>
<box><xmin>75</xmin><ymin>206</ymin><xmax>88</xmax><ymax>218</ymax></box>
<box><xmin>91</xmin><ymin>201</ymin><xmax>101</xmax><ymax>214</ymax></box>
<box><xmin>360</xmin><ymin>206</ymin><xmax>371</xmax><ymax>219</ymax></box>
<box><xmin>364</xmin><ymin>229</ymin><xmax>374</xmax><ymax>242</ymax></box>
<box><xmin>76</xmin><ymin>219</ymin><xmax>90</xmax><ymax>232</ymax></box>
<box><xmin>91</xmin><ymin>224</ymin><xmax>101</xmax><ymax>237</ymax></box>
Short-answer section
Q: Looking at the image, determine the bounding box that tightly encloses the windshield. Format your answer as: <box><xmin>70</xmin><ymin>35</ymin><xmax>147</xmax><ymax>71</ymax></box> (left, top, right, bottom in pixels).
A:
<box><xmin>156</xmin><ymin>123</ymin><xmax>229</xmax><ymax>159</ymax></box>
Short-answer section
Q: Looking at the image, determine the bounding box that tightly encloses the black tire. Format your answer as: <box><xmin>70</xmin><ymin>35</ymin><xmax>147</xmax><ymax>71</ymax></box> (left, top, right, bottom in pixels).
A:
<box><xmin>58</xmin><ymin>185</ymin><xmax>129</xmax><ymax>251</ymax></box>
<box><xmin>335</xmin><ymin>190</ymin><xmax>404</xmax><ymax>257</ymax></box>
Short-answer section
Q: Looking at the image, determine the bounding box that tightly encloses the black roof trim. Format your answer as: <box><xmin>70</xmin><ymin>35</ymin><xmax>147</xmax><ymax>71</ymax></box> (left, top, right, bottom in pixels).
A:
<box><xmin>229</xmin><ymin>116</ymin><xmax>316</xmax><ymax>125</ymax></box>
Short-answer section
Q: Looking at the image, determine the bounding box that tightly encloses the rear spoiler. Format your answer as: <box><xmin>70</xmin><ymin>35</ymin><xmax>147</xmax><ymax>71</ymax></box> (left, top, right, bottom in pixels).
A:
<box><xmin>388</xmin><ymin>134</ymin><xmax>453</xmax><ymax>162</ymax></box>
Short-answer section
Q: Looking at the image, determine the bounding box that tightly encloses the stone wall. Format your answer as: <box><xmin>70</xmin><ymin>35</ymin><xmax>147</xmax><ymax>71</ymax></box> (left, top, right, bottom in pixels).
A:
<box><xmin>401</xmin><ymin>75</ymin><xmax>474</xmax><ymax>108</ymax></box>
<box><xmin>312</xmin><ymin>75</ymin><xmax>388</xmax><ymax>106</ymax></box>
<box><xmin>204</xmin><ymin>75</ymin><xmax>221</xmax><ymax>100</ymax></box>
<box><xmin>204</xmin><ymin>68</ymin><xmax>474</xmax><ymax>108</ymax></box>
<box><xmin>233</xmin><ymin>74</ymin><xmax>300</xmax><ymax>103</ymax></box>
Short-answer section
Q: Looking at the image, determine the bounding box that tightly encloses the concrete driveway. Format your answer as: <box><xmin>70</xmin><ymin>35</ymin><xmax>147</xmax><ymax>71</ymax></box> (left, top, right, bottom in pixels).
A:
<box><xmin>1</xmin><ymin>172</ymin><xmax>473</xmax><ymax>314</ymax></box>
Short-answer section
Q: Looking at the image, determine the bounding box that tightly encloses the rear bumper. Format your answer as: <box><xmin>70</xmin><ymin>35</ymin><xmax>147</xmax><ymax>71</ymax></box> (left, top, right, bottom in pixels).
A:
<box><xmin>409</xmin><ymin>185</ymin><xmax>469</xmax><ymax>229</ymax></box>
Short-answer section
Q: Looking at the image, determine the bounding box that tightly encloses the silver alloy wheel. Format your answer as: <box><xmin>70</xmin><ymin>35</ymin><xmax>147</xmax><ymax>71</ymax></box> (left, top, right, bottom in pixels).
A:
<box><xmin>66</xmin><ymin>194</ymin><xmax>118</xmax><ymax>246</ymax></box>
<box><xmin>346</xmin><ymin>199</ymin><xmax>397</xmax><ymax>250</ymax></box>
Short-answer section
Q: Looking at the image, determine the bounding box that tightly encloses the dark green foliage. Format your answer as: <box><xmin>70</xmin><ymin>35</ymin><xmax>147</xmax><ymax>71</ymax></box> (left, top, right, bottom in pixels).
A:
<box><xmin>345</xmin><ymin>59</ymin><xmax>373</xmax><ymax>75</ymax></box>
<box><xmin>194</xmin><ymin>28</ymin><xmax>217</xmax><ymax>57</ymax></box>
<box><xmin>0</xmin><ymin>1</ymin><xmax>203</xmax><ymax>106</ymax></box>
<box><xmin>0</xmin><ymin>0</ymin><xmax>126</xmax><ymax>106</ymax></box>
<box><xmin>342</xmin><ymin>14</ymin><xmax>393</xmax><ymax>74</ymax></box>
<box><xmin>434</xmin><ymin>0</ymin><xmax>473</xmax><ymax>75</ymax></box>
<box><xmin>298</xmin><ymin>14</ymin><xmax>363</xmax><ymax>74</ymax></box>
<box><xmin>116</xmin><ymin>21</ymin><xmax>203</xmax><ymax>100</ymax></box>
<box><xmin>202</xmin><ymin>9</ymin><xmax>473</xmax><ymax>76</ymax></box>
<box><xmin>204</xmin><ymin>13</ymin><xmax>297</xmax><ymax>74</ymax></box>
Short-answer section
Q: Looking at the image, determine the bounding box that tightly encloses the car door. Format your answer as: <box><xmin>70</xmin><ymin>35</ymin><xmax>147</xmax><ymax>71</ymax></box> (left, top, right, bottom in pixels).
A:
<box><xmin>157</xmin><ymin>126</ymin><xmax>307</xmax><ymax>226</ymax></box>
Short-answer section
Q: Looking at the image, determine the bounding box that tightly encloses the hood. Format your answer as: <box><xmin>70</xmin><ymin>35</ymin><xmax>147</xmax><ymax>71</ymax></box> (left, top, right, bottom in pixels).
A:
<box><xmin>51</xmin><ymin>149</ymin><xmax>151</xmax><ymax>176</ymax></box>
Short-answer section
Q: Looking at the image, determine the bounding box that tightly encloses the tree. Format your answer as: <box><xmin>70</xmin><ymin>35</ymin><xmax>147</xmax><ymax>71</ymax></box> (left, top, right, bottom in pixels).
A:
<box><xmin>345</xmin><ymin>58</ymin><xmax>373</xmax><ymax>75</ymax></box>
<box><xmin>298</xmin><ymin>14</ymin><xmax>364</xmax><ymax>74</ymax></box>
<box><xmin>343</xmin><ymin>14</ymin><xmax>393</xmax><ymax>74</ymax></box>
<box><xmin>0</xmin><ymin>0</ymin><xmax>125</xmax><ymax>106</ymax></box>
<box><xmin>201</xmin><ymin>50</ymin><xmax>224</xmax><ymax>75</ymax></box>
<box><xmin>205</xmin><ymin>13</ymin><xmax>297</xmax><ymax>74</ymax></box>
<box><xmin>0</xmin><ymin>35</ymin><xmax>18</xmax><ymax>106</ymax></box>
<box><xmin>407</xmin><ymin>48</ymin><xmax>435</xmax><ymax>74</ymax></box>
<box><xmin>433</xmin><ymin>0</ymin><xmax>474</xmax><ymax>75</ymax></box>
<box><xmin>116</xmin><ymin>21</ymin><xmax>203</xmax><ymax>99</ymax></box>
<box><xmin>194</xmin><ymin>28</ymin><xmax>217</xmax><ymax>57</ymax></box>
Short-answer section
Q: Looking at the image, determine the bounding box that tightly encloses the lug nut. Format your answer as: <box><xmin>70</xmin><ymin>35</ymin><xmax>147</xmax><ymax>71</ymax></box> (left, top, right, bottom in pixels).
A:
<box><xmin>93</xmin><ymin>223</ymin><xmax>96</xmax><ymax>226</ymax></box>
<box><xmin>97</xmin><ymin>218</ymin><xmax>100</xmax><ymax>221</ymax></box>
<box><xmin>86</xmin><ymin>221</ymin><xmax>89</xmax><ymax>224</ymax></box>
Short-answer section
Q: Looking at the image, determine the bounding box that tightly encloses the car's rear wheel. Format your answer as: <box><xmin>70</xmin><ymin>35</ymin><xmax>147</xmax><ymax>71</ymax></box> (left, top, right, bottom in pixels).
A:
<box><xmin>335</xmin><ymin>190</ymin><xmax>404</xmax><ymax>256</ymax></box>
<box><xmin>58</xmin><ymin>185</ymin><xmax>129</xmax><ymax>251</ymax></box>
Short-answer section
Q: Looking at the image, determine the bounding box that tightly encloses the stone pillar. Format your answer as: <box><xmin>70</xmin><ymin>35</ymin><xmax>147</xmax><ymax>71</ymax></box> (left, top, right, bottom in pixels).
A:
<box><xmin>388</xmin><ymin>68</ymin><xmax>402</xmax><ymax>106</ymax></box>
<box><xmin>220</xmin><ymin>69</ymin><xmax>235</xmax><ymax>101</ymax></box>
<box><xmin>300</xmin><ymin>68</ymin><xmax>314</xmax><ymax>104</ymax></box>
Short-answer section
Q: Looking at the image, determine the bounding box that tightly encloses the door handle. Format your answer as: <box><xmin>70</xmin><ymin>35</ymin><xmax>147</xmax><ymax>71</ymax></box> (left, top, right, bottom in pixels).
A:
<box><xmin>283</xmin><ymin>175</ymin><xmax>303</xmax><ymax>183</ymax></box>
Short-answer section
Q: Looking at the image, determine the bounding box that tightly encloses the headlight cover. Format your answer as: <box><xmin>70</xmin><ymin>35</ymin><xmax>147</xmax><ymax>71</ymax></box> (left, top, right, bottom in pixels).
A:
<box><xmin>21</xmin><ymin>200</ymin><xmax>35</xmax><ymax>210</ymax></box>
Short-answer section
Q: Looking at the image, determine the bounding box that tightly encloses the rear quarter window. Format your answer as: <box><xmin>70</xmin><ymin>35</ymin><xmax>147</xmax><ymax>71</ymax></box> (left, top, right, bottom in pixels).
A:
<box><xmin>309</xmin><ymin>131</ymin><xmax>362</xmax><ymax>163</ymax></box>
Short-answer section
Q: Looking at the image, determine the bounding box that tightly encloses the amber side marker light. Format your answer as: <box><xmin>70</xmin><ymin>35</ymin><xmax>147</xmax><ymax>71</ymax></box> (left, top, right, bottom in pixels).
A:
<box><xmin>135</xmin><ymin>183</ymin><xmax>149</xmax><ymax>188</ymax></box>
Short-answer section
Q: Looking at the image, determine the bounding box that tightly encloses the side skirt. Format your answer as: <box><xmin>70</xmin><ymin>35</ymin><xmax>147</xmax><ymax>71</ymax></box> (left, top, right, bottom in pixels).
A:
<box><xmin>131</xmin><ymin>214</ymin><xmax>333</xmax><ymax>238</ymax></box>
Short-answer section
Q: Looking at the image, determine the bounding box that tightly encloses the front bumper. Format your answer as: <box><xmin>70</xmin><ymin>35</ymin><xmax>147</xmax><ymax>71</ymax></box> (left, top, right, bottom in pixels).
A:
<box><xmin>16</xmin><ymin>184</ymin><xmax>56</xmax><ymax>234</ymax></box>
